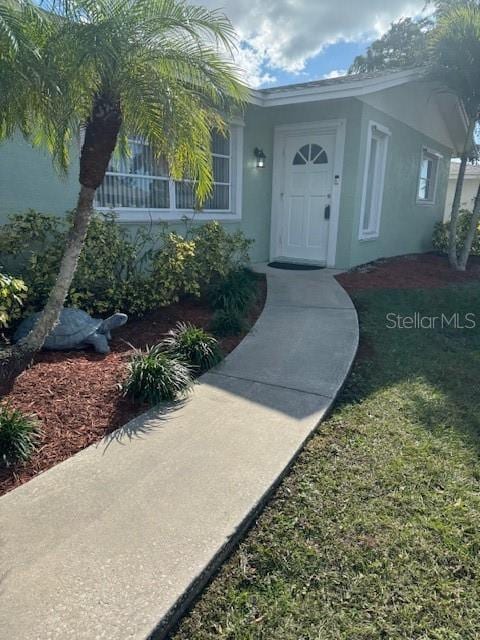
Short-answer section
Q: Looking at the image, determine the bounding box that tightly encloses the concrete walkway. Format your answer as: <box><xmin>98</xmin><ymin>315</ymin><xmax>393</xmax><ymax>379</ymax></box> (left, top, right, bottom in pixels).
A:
<box><xmin>0</xmin><ymin>267</ymin><xmax>358</xmax><ymax>640</ymax></box>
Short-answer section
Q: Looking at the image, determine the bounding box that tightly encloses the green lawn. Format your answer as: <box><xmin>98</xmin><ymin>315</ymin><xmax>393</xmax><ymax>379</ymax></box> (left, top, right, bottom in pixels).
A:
<box><xmin>173</xmin><ymin>283</ymin><xmax>480</xmax><ymax>640</ymax></box>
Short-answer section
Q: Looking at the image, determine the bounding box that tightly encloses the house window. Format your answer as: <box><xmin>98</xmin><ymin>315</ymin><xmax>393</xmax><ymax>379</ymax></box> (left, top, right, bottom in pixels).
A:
<box><xmin>359</xmin><ymin>122</ymin><xmax>390</xmax><ymax>240</ymax></box>
<box><xmin>292</xmin><ymin>143</ymin><xmax>328</xmax><ymax>166</ymax></box>
<box><xmin>417</xmin><ymin>148</ymin><xmax>440</xmax><ymax>203</ymax></box>
<box><xmin>95</xmin><ymin>129</ymin><xmax>234</xmax><ymax>215</ymax></box>
<box><xmin>96</xmin><ymin>140</ymin><xmax>170</xmax><ymax>210</ymax></box>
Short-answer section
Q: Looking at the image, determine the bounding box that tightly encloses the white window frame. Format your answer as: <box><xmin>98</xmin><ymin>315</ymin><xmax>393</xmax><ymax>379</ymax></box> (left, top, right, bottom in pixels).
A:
<box><xmin>358</xmin><ymin>121</ymin><xmax>390</xmax><ymax>241</ymax></box>
<box><xmin>416</xmin><ymin>146</ymin><xmax>442</xmax><ymax>206</ymax></box>
<box><xmin>95</xmin><ymin>124</ymin><xmax>243</xmax><ymax>223</ymax></box>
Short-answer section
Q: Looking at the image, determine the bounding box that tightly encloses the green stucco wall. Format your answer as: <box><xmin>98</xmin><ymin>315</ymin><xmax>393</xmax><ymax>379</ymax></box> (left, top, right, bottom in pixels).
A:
<box><xmin>240</xmin><ymin>98</ymin><xmax>363</xmax><ymax>265</ymax></box>
<box><xmin>0</xmin><ymin>135</ymin><xmax>79</xmax><ymax>219</ymax></box>
<box><xmin>348</xmin><ymin>101</ymin><xmax>451</xmax><ymax>268</ymax></box>
<box><xmin>0</xmin><ymin>96</ymin><xmax>451</xmax><ymax>269</ymax></box>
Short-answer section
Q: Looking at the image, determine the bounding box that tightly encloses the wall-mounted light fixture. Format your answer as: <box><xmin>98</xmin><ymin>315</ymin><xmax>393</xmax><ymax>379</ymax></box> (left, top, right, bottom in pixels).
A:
<box><xmin>254</xmin><ymin>147</ymin><xmax>266</xmax><ymax>168</ymax></box>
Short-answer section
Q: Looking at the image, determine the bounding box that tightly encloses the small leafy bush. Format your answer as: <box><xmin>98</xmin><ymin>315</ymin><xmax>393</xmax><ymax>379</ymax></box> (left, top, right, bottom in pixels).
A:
<box><xmin>0</xmin><ymin>404</ymin><xmax>41</xmax><ymax>467</ymax></box>
<box><xmin>432</xmin><ymin>210</ymin><xmax>480</xmax><ymax>256</ymax></box>
<box><xmin>163</xmin><ymin>322</ymin><xmax>222</xmax><ymax>372</ymax></box>
<box><xmin>0</xmin><ymin>212</ymin><xmax>253</xmax><ymax>319</ymax></box>
<box><xmin>149</xmin><ymin>233</ymin><xmax>199</xmax><ymax>303</ymax></box>
<box><xmin>122</xmin><ymin>345</ymin><xmax>192</xmax><ymax>404</ymax></box>
<box><xmin>0</xmin><ymin>210</ymin><xmax>147</xmax><ymax>315</ymax></box>
<box><xmin>0</xmin><ymin>272</ymin><xmax>27</xmax><ymax>328</ymax></box>
<box><xmin>207</xmin><ymin>268</ymin><xmax>258</xmax><ymax>313</ymax></box>
<box><xmin>210</xmin><ymin>308</ymin><xmax>247</xmax><ymax>336</ymax></box>
<box><xmin>188</xmin><ymin>222</ymin><xmax>253</xmax><ymax>283</ymax></box>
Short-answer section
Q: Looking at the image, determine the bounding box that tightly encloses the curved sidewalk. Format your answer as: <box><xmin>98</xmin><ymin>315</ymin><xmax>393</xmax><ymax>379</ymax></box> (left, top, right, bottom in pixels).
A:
<box><xmin>0</xmin><ymin>267</ymin><xmax>358</xmax><ymax>640</ymax></box>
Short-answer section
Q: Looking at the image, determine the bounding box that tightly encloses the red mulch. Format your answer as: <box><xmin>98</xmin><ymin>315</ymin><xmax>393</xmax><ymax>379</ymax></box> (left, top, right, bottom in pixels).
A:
<box><xmin>336</xmin><ymin>253</ymin><xmax>480</xmax><ymax>293</ymax></box>
<box><xmin>0</xmin><ymin>279</ymin><xmax>267</xmax><ymax>497</ymax></box>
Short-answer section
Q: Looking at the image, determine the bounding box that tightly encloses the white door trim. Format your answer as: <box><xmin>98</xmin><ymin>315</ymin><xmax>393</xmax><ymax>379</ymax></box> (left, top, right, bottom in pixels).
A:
<box><xmin>270</xmin><ymin>119</ymin><xmax>346</xmax><ymax>267</ymax></box>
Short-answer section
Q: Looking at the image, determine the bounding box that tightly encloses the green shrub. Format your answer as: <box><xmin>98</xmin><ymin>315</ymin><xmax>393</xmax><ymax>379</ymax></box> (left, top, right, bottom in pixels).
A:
<box><xmin>149</xmin><ymin>232</ymin><xmax>199</xmax><ymax>304</ymax></box>
<box><xmin>0</xmin><ymin>210</ymin><xmax>146</xmax><ymax>315</ymax></box>
<box><xmin>0</xmin><ymin>210</ymin><xmax>65</xmax><ymax>311</ymax></box>
<box><xmin>122</xmin><ymin>345</ymin><xmax>192</xmax><ymax>404</ymax></box>
<box><xmin>163</xmin><ymin>322</ymin><xmax>222</xmax><ymax>372</ymax></box>
<box><xmin>0</xmin><ymin>404</ymin><xmax>41</xmax><ymax>467</ymax></box>
<box><xmin>0</xmin><ymin>272</ymin><xmax>27</xmax><ymax>328</ymax></box>
<box><xmin>188</xmin><ymin>222</ymin><xmax>253</xmax><ymax>283</ymax></box>
<box><xmin>210</xmin><ymin>308</ymin><xmax>247</xmax><ymax>336</ymax></box>
<box><xmin>432</xmin><ymin>210</ymin><xmax>480</xmax><ymax>256</ymax></box>
<box><xmin>0</xmin><ymin>212</ymin><xmax>253</xmax><ymax>319</ymax></box>
<box><xmin>207</xmin><ymin>268</ymin><xmax>257</xmax><ymax>313</ymax></box>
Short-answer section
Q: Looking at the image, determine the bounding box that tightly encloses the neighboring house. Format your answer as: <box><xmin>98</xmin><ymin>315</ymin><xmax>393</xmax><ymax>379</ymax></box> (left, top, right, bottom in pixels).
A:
<box><xmin>444</xmin><ymin>161</ymin><xmax>480</xmax><ymax>221</ymax></box>
<box><xmin>0</xmin><ymin>69</ymin><xmax>468</xmax><ymax>268</ymax></box>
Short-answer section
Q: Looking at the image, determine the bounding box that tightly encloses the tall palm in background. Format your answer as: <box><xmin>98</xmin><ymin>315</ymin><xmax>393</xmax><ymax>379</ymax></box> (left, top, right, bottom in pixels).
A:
<box><xmin>0</xmin><ymin>0</ymin><xmax>246</xmax><ymax>383</ymax></box>
<box><xmin>429</xmin><ymin>0</ymin><xmax>480</xmax><ymax>270</ymax></box>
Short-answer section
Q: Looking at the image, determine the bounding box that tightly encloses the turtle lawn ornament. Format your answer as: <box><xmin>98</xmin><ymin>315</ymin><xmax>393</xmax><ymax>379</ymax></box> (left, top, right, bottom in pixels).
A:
<box><xmin>14</xmin><ymin>308</ymin><xmax>128</xmax><ymax>354</ymax></box>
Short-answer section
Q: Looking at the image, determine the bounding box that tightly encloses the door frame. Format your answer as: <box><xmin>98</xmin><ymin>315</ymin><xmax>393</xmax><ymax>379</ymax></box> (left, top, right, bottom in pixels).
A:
<box><xmin>270</xmin><ymin>119</ymin><xmax>346</xmax><ymax>267</ymax></box>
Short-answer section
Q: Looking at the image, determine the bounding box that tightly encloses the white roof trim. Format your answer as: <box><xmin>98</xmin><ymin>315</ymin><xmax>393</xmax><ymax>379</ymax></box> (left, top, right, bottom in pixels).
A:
<box><xmin>248</xmin><ymin>69</ymin><xmax>424</xmax><ymax>107</ymax></box>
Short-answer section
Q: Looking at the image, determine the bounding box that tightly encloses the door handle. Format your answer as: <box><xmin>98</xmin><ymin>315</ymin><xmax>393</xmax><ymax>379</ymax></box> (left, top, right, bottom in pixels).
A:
<box><xmin>324</xmin><ymin>204</ymin><xmax>331</xmax><ymax>220</ymax></box>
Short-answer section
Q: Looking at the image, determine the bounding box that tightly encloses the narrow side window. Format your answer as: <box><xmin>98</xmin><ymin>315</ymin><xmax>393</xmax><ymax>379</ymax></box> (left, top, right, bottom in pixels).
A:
<box><xmin>359</xmin><ymin>123</ymin><xmax>390</xmax><ymax>240</ymax></box>
<box><xmin>417</xmin><ymin>148</ymin><xmax>440</xmax><ymax>204</ymax></box>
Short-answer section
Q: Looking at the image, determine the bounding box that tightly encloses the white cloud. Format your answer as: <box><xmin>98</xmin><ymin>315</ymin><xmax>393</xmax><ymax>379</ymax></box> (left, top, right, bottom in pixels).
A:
<box><xmin>201</xmin><ymin>0</ymin><xmax>427</xmax><ymax>83</ymax></box>
<box><xmin>322</xmin><ymin>69</ymin><xmax>348</xmax><ymax>79</ymax></box>
<box><xmin>234</xmin><ymin>45</ymin><xmax>277</xmax><ymax>89</ymax></box>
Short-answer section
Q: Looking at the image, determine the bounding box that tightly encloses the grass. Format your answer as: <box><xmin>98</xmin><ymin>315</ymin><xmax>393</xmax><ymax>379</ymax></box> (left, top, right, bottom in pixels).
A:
<box><xmin>173</xmin><ymin>282</ymin><xmax>480</xmax><ymax>640</ymax></box>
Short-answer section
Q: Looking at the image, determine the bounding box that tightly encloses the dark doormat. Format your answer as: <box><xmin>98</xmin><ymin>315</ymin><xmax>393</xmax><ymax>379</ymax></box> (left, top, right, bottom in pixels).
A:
<box><xmin>268</xmin><ymin>261</ymin><xmax>325</xmax><ymax>271</ymax></box>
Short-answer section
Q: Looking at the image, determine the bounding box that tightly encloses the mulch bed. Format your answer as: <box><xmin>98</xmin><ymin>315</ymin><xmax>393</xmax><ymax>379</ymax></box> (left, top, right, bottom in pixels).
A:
<box><xmin>336</xmin><ymin>253</ymin><xmax>480</xmax><ymax>293</ymax></box>
<box><xmin>0</xmin><ymin>278</ymin><xmax>267</xmax><ymax>497</ymax></box>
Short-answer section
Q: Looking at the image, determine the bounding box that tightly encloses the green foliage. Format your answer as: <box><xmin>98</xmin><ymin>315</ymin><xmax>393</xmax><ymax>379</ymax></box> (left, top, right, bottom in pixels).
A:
<box><xmin>432</xmin><ymin>210</ymin><xmax>480</xmax><ymax>255</ymax></box>
<box><xmin>207</xmin><ymin>268</ymin><xmax>257</xmax><ymax>313</ymax></box>
<box><xmin>0</xmin><ymin>404</ymin><xmax>41</xmax><ymax>467</ymax></box>
<box><xmin>163</xmin><ymin>322</ymin><xmax>222</xmax><ymax>372</ymax></box>
<box><xmin>349</xmin><ymin>17</ymin><xmax>431</xmax><ymax>74</ymax></box>
<box><xmin>188</xmin><ymin>222</ymin><xmax>253</xmax><ymax>283</ymax></box>
<box><xmin>0</xmin><ymin>210</ymin><xmax>64</xmax><ymax>310</ymax></box>
<box><xmin>0</xmin><ymin>210</ymin><xmax>143</xmax><ymax>315</ymax></box>
<box><xmin>149</xmin><ymin>233</ymin><xmax>200</xmax><ymax>304</ymax></box>
<box><xmin>1</xmin><ymin>0</ymin><xmax>247</xmax><ymax>203</ymax></box>
<box><xmin>69</xmin><ymin>213</ymin><xmax>143</xmax><ymax>314</ymax></box>
<box><xmin>0</xmin><ymin>272</ymin><xmax>27</xmax><ymax>328</ymax></box>
<box><xmin>173</xmin><ymin>283</ymin><xmax>480</xmax><ymax>640</ymax></box>
<box><xmin>0</xmin><ymin>212</ymin><xmax>253</xmax><ymax>318</ymax></box>
<box><xmin>429</xmin><ymin>2</ymin><xmax>480</xmax><ymax>119</ymax></box>
<box><xmin>122</xmin><ymin>346</ymin><xmax>192</xmax><ymax>405</ymax></box>
<box><xmin>210</xmin><ymin>308</ymin><xmax>247</xmax><ymax>336</ymax></box>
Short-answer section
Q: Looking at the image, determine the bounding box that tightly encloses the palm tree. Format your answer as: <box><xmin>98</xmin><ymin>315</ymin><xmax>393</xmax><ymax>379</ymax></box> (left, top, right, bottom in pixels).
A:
<box><xmin>0</xmin><ymin>0</ymin><xmax>246</xmax><ymax>382</ymax></box>
<box><xmin>429</xmin><ymin>1</ymin><xmax>480</xmax><ymax>270</ymax></box>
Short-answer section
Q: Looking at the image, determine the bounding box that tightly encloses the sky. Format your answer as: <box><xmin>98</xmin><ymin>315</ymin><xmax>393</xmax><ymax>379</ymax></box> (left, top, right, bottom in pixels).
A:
<box><xmin>198</xmin><ymin>0</ymin><xmax>431</xmax><ymax>88</ymax></box>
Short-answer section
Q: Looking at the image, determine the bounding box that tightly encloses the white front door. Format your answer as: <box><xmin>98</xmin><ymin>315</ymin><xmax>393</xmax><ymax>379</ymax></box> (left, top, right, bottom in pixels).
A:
<box><xmin>277</xmin><ymin>131</ymin><xmax>336</xmax><ymax>263</ymax></box>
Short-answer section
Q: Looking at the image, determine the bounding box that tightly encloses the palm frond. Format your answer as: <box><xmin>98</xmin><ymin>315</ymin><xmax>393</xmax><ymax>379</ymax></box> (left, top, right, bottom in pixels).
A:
<box><xmin>1</xmin><ymin>0</ymin><xmax>246</xmax><ymax>197</ymax></box>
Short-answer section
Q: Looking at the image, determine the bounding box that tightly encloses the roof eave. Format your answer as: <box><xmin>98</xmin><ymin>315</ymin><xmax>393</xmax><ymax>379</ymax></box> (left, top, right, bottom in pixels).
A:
<box><xmin>248</xmin><ymin>69</ymin><xmax>425</xmax><ymax>107</ymax></box>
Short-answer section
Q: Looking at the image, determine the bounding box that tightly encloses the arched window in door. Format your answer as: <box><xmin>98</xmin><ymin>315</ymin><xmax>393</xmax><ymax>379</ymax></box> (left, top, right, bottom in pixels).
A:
<box><xmin>292</xmin><ymin>143</ymin><xmax>328</xmax><ymax>166</ymax></box>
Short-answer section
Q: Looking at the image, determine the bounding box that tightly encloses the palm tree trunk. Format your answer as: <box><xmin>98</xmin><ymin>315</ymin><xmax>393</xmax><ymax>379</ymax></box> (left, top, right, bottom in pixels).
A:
<box><xmin>0</xmin><ymin>93</ymin><xmax>121</xmax><ymax>391</ymax></box>
<box><xmin>18</xmin><ymin>185</ymin><xmax>95</xmax><ymax>352</ymax></box>
<box><xmin>458</xmin><ymin>181</ymin><xmax>480</xmax><ymax>270</ymax></box>
<box><xmin>448</xmin><ymin>153</ymin><xmax>468</xmax><ymax>269</ymax></box>
<box><xmin>448</xmin><ymin>118</ymin><xmax>476</xmax><ymax>270</ymax></box>
<box><xmin>0</xmin><ymin>186</ymin><xmax>95</xmax><ymax>391</ymax></box>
